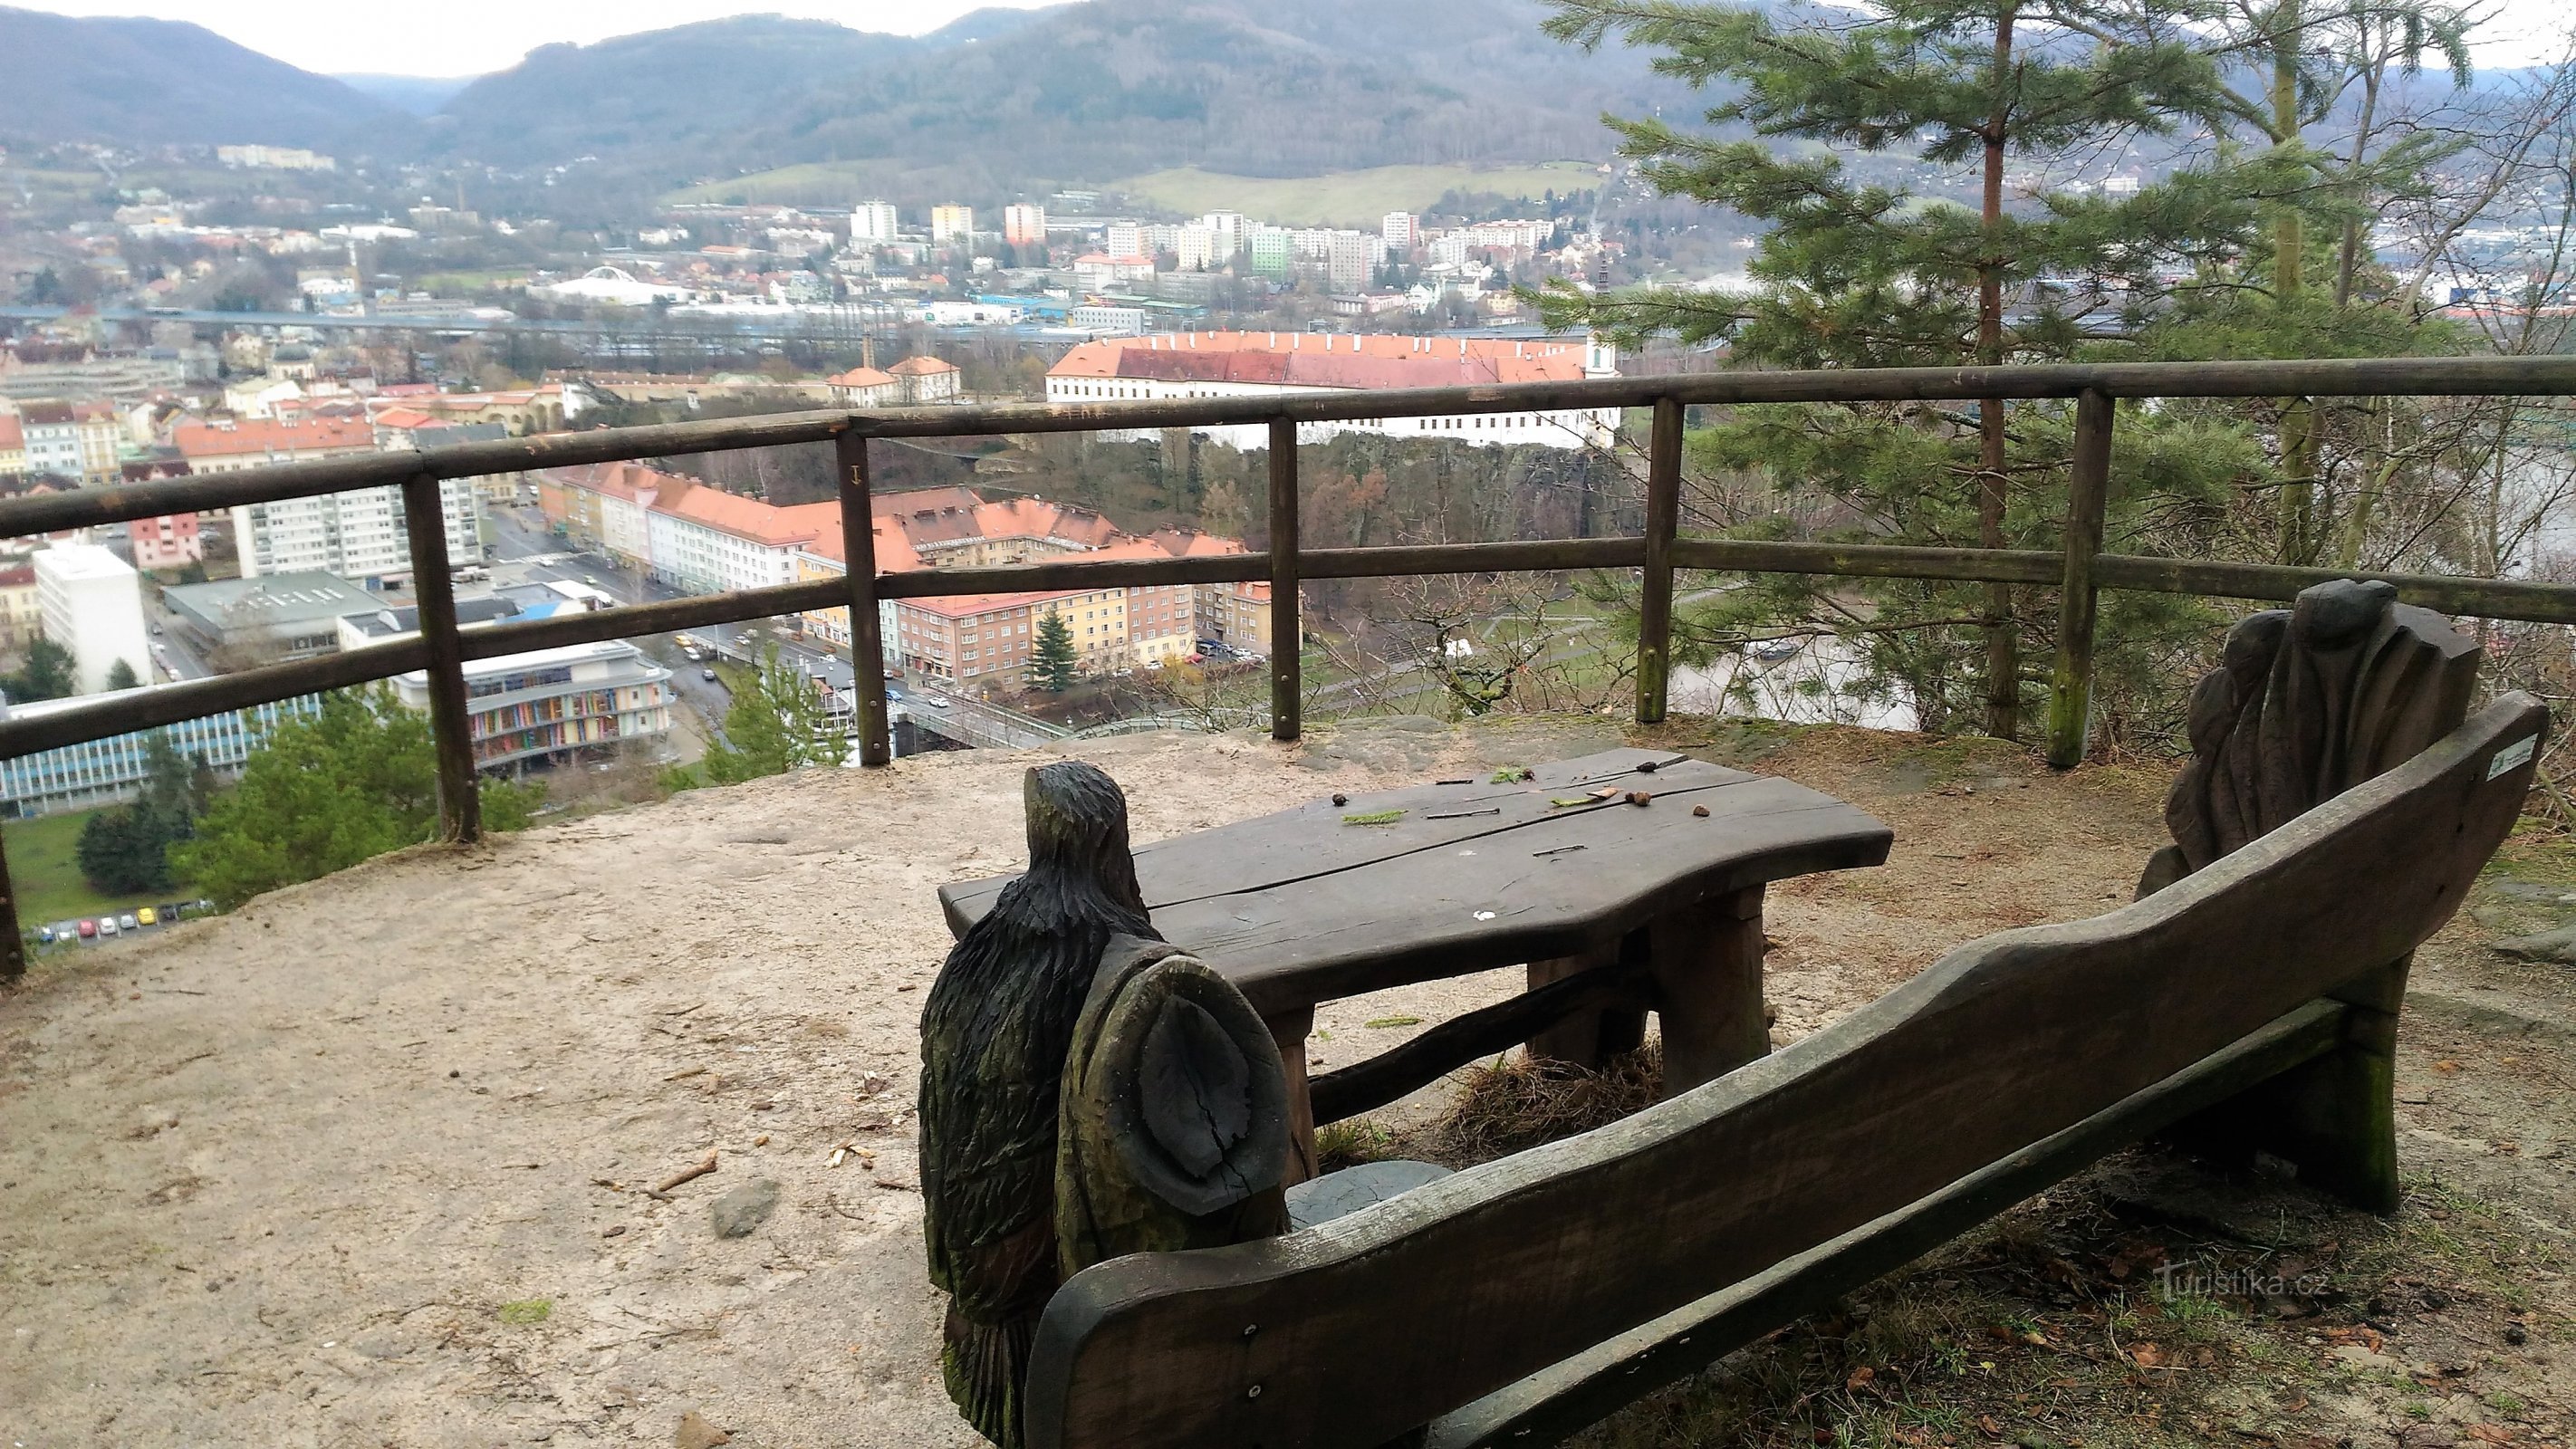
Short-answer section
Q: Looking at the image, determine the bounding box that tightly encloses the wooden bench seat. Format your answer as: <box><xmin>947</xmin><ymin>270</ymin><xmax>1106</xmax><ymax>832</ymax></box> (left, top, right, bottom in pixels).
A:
<box><xmin>1019</xmin><ymin>693</ymin><xmax>2545</xmax><ymax>1449</ymax></box>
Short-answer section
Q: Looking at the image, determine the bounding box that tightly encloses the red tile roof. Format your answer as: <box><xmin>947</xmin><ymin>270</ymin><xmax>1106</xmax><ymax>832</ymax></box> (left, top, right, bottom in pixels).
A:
<box><xmin>1049</xmin><ymin>331</ymin><xmax>1595</xmax><ymax>390</ymax></box>
<box><xmin>173</xmin><ymin>415</ymin><xmax>375</xmax><ymax>458</ymax></box>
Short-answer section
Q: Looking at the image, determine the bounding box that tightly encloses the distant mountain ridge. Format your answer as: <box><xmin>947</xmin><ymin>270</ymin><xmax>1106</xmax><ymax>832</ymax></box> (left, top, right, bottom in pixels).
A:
<box><xmin>419</xmin><ymin>0</ymin><xmax>1697</xmax><ymax>197</ymax></box>
<box><xmin>0</xmin><ymin>0</ymin><xmax>1689</xmax><ymax>197</ymax></box>
<box><xmin>0</xmin><ymin>5</ymin><xmax>406</xmax><ymax>150</ymax></box>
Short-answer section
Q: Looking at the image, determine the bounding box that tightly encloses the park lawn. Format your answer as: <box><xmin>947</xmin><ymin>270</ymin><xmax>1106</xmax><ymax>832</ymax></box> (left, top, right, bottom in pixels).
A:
<box><xmin>3</xmin><ymin>809</ymin><xmax>196</xmax><ymax>927</ymax></box>
<box><xmin>1105</xmin><ymin>163</ymin><xmax>1603</xmax><ymax>228</ymax></box>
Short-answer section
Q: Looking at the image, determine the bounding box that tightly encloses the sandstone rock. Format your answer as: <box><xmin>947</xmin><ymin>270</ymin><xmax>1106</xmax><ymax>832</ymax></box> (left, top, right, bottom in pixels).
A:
<box><xmin>710</xmin><ymin>1178</ymin><xmax>780</xmax><ymax>1239</ymax></box>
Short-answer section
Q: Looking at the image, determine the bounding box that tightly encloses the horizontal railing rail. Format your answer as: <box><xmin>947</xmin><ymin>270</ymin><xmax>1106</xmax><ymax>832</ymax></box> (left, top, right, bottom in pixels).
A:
<box><xmin>3</xmin><ymin>355</ymin><xmax>2572</xmax><ymax>980</ymax></box>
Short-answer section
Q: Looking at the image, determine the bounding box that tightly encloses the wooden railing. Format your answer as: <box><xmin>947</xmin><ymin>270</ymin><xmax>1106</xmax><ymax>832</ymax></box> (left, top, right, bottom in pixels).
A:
<box><xmin>4</xmin><ymin>354</ymin><xmax>2574</xmax><ymax>980</ymax></box>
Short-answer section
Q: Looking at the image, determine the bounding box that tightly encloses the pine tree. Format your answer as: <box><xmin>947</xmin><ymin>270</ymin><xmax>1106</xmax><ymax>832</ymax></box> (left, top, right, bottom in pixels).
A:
<box><xmin>702</xmin><ymin>647</ymin><xmax>849</xmax><ymax>783</ymax></box>
<box><xmin>105</xmin><ymin>658</ymin><xmax>141</xmax><ymax>691</ymax></box>
<box><xmin>1028</xmin><ymin>609</ymin><xmax>1080</xmax><ymax>693</ymax></box>
<box><xmin>5</xmin><ymin>638</ymin><xmax>76</xmax><ymax>702</ymax></box>
<box><xmin>175</xmin><ymin>687</ymin><xmax>539</xmax><ymax>907</ymax></box>
<box><xmin>1538</xmin><ymin>0</ymin><xmax>2342</xmax><ymax>738</ymax></box>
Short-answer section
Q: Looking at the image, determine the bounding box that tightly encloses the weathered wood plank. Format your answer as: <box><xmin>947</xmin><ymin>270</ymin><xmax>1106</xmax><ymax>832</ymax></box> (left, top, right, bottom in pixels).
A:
<box><xmin>1525</xmin><ymin>940</ymin><xmax>1644</xmax><ymax>1071</ymax></box>
<box><xmin>1310</xmin><ymin>961</ymin><xmax>1652</xmax><ymax>1126</ymax></box>
<box><xmin>942</xmin><ymin>752</ymin><xmax>1888</xmax><ymax>1018</ymax></box>
<box><xmin>942</xmin><ymin>751</ymin><xmax>1720</xmax><ymax>926</ymax></box>
<box><xmin>1023</xmin><ymin>695</ymin><xmax>2545</xmax><ymax>1449</ymax></box>
<box><xmin>1421</xmin><ymin>999</ymin><xmax>2350</xmax><ymax>1449</ymax></box>
<box><xmin>1648</xmin><ymin>887</ymin><xmax>1768</xmax><ymax>1096</ymax></box>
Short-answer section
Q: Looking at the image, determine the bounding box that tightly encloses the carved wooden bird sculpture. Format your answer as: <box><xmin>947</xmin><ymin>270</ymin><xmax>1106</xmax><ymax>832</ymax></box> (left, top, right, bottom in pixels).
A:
<box><xmin>918</xmin><ymin>761</ymin><xmax>1157</xmax><ymax>1449</ymax></box>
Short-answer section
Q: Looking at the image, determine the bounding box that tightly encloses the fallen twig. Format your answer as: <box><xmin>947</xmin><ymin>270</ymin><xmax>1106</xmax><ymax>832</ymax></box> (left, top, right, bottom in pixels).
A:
<box><xmin>654</xmin><ymin>1152</ymin><xmax>718</xmax><ymax>1193</ymax></box>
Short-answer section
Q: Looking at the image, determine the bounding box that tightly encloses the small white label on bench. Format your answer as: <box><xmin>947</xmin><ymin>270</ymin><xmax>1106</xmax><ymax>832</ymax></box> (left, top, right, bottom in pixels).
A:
<box><xmin>2488</xmin><ymin>735</ymin><xmax>2537</xmax><ymax>779</ymax></box>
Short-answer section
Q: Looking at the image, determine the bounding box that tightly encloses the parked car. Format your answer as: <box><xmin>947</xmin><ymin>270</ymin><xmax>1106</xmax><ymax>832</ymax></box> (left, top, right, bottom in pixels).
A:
<box><xmin>34</xmin><ymin>925</ymin><xmax>53</xmax><ymax>944</ymax></box>
<box><xmin>701</xmin><ymin>668</ymin><xmax>718</xmax><ymax>682</ymax></box>
<box><xmin>97</xmin><ymin>917</ymin><xmax>117</xmax><ymax>936</ymax></box>
<box><xmin>922</xmin><ymin>693</ymin><xmax>953</xmax><ymax>709</ymax></box>
<box><xmin>1745</xmin><ymin>638</ymin><xmax>1802</xmax><ymax>663</ymax></box>
<box><xmin>136</xmin><ymin>907</ymin><xmax>157</xmax><ymax>926</ymax></box>
<box><xmin>119</xmin><ymin>913</ymin><xmax>139</xmax><ymax>932</ymax></box>
<box><xmin>77</xmin><ymin>919</ymin><xmax>98</xmax><ymax>939</ymax></box>
<box><xmin>53</xmin><ymin>922</ymin><xmax>76</xmax><ymax>942</ymax></box>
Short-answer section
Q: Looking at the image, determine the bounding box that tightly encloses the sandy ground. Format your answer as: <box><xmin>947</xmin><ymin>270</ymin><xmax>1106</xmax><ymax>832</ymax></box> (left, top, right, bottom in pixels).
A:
<box><xmin>1</xmin><ymin>715</ymin><xmax>2563</xmax><ymax>1449</ymax></box>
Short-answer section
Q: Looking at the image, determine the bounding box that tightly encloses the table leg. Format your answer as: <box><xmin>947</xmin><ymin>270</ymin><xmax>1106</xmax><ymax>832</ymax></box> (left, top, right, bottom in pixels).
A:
<box><xmin>1264</xmin><ymin>1005</ymin><xmax>1319</xmax><ymax>1185</ymax></box>
<box><xmin>1649</xmin><ymin>885</ymin><xmax>1768</xmax><ymax>1097</ymax></box>
<box><xmin>1525</xmin><ymin>936</ymin><xmax>1648</xmax><ymax>1069</ymax></box>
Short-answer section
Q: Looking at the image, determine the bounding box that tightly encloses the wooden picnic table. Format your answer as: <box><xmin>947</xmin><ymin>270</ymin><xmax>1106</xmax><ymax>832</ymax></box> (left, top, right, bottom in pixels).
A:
<box><xmin>941</xmin><ymin>747</ymin><xmax>1891</xmax><ymax>1179</ymax></box>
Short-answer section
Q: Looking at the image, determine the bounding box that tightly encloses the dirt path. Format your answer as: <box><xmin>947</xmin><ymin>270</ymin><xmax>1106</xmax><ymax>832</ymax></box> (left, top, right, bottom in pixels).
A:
<box><xmin>1</xmin><ymin>716</ymin><xmax>2568</xmax><ymax>1449</ymax></box>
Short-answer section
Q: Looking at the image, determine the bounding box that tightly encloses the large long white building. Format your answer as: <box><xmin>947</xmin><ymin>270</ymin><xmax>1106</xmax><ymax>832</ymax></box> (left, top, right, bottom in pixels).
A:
<box><xmin>1043</xmin><ymin>331</ymin><xmax>1622</xmax><ymax>450</ymax></box>
<box><xmin>177</xmin><ymin>417</ymin><xmax>481</xmax><ymax>581</ymax></box>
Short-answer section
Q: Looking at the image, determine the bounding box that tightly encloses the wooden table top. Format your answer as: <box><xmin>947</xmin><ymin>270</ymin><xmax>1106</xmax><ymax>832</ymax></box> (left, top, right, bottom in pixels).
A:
<box><xmin>938</xmin><ymin>748</ymin><xmax>1892</xmax><ymax>1017</ymax></box>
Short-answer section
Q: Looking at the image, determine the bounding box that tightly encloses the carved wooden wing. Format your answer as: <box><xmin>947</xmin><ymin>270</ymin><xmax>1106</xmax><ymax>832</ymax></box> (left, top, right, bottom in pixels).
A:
<box><xmin>2140</xmin><ymin>579</ymin><xmax>2480</xmax><ymax>896</ymax></box>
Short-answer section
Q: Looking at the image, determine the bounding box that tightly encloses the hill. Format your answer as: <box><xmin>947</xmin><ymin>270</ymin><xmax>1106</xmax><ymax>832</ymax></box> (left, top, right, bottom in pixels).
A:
<box><xmin>426</xmin><ymin>0</ymin><xmax>1695</xmax><ymax>198</ymax></box>
<box><xmin>335</xmin><ymin>72</ymin><xmax>480</xmax><ymax>116</ymax></box>
<box><xmin>0</xmin><ymin>5</ymin><xmax>405</xmax><ymax>150</ymax></box>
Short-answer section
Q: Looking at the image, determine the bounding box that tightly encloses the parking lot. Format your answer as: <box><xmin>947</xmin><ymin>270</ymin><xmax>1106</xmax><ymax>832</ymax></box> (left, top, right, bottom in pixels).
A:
<box><xmin>34</xmin><ymin>900</ymin><xmax>216</xmax><ymax>947</ymax></box>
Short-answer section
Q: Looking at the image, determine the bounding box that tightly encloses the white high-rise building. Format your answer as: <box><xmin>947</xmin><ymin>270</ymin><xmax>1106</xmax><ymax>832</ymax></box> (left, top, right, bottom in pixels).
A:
<box><xmin>851</xmin><ymin>201</ymin><xmax>900</xmax><ymax>245</ymax></box>
<box><xmin>1106</xmin><ymin>220</ymin><xmax>1145</xmax><ymax>258</ymax></box>
<box><xmin>930</xmin><ymin>204</ymin><xmax>976</xmax><ymax>242</ymax></box>
<box><xmin>1199</xmin><ymin>211</ymin><xmax>1246</xmax><ymax>260</ymax></box>
<box><xmin>1003</xmin><ymin>204</ymin><xmax>1048</xmax><ymax>245</ymax></box>
<box><xmin>33</xmin><ymin>543</ymin><xmax>152</xmax><ymax>695</ymax></box>
<box><xmin>1383</xmin><ymin>211</ymin><xmax>1418</xmax><ymax>251</ymax></box>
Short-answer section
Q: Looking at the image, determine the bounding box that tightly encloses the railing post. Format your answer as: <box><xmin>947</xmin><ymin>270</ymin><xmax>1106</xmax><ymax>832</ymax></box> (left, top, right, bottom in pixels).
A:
<box><xmin>836</xmin><ymin>427</ymin><xmax>892</xmax><ymax>767</ymax></box>
<box><xmin>2046</xmin><ymin>389</ymin><xmax>2116</xmax><ymax>771</ymax></box>
<box><xmin>1268</xmin><ymin>417</ymin><xmax>1301</xmax><ymax>743</ymax></box>
<box><xmin>1636</xmin><ymin>395</ymin><xmax>1683</xmax><ymax>725</ymax></box>
<box><xmin>402</xmin><ymin>472</ymin><xmax>481</xmax><ymax>841</ymax></box>
<box><xmin>0</xmin><ymin>821</ymin><xmax>24</xmax><ymax>985</ymax></box>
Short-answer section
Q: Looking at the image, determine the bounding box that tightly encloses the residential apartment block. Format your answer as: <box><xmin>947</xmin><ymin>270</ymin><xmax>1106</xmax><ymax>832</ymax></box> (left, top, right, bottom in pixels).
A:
<box><xmin>1004</xmin><ymin>205</ymin><xmax>1048</xmax><ymax>246</ymax></box>
<box><xmin>536</xmin><ymin>465</ymin><xmax>1283</xmax><ymax>692</ymax></box>
<box><xmin>34</xmin><ymin>543</ymin><xmax>152</xmax><ymax>693</ymax></box>
<box><xmin>851</xmin><ymin>201</ymin><xmax>900</xmax><ymax>245</ymax></box>
<box><xmin>14</xmin><ymin>399</ymin><xmax>121</xmax><ymax>484</ymax></box>
<box><xmin>0</xmin><ymin>564</ymin><xmax>39</xmax><ymax>657</ymax></box>
<box><xmin>179</xmin><ymin>417</ymin><xmax>481</xmax><ymax>580</ymax></box>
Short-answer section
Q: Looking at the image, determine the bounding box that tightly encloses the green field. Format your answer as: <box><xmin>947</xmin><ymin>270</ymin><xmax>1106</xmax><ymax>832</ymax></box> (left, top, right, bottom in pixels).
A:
<box><xmin>665</xmin><ymin>162</ymin><xmax>908</xmax><ymax>208</ymax></box>
<box><xmin>4</xmin><ymin>809</ymin><xmax>197</xmax><ymax>928</ymax></box>
<box><xmin>664</xmin><ymin>159</ymin><xmax>1606</xmax><ymax>226</ymax></box>
<box><xmin>1107</xmin><ymin>163</ymin><xmax>1604</xmax><ymax>227</ymax></box>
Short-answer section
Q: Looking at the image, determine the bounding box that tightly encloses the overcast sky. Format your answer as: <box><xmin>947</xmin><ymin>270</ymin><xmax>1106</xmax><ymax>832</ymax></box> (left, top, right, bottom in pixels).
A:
<box><xmin>24</xmin><ymin>0</ymin><xmax>2571</xmax><ymax>78</ymax></box>
<box><xmin>33</xmin><ymin>1</ymin><xmax>1089</xmax><ymax>76</ymax></box>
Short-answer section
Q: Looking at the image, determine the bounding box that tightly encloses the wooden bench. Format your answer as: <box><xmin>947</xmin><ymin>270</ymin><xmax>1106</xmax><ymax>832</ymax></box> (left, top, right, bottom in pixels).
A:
<box><xmin>942</xmin><ymin>749</ymin><xmax>1892</xmax><ymax>1179</ymax></box>
<box><xmin>1010</xmin><ymin>590</ymin><xmax>2533</xmax><ymax>1449</ymax></box>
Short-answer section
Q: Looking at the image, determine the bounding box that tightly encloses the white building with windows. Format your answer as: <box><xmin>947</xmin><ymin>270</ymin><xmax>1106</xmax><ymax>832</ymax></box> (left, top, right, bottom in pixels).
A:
<box><xmin>851</xmin><ymin>201</ymin><xmax>900</xmax><ymax>245</ymax></box>
<box><xmin>177</xmin><ymin>417</ymin><xmax>481</xmax><ymax>581</ymax></box>
<box><xmin>34</xmin><ymin>543</ymin><xmax>152</xmax><ymax>694</ymax></box>
<box><xmin>643</xmin><ymin>487</ymin><xmax>838</xmax><ymax>596</ymax></box>
<box><xmin>1044</xmin><ymin>331</ymin><xmax>1623</xmax><ymax>451</ymax></box>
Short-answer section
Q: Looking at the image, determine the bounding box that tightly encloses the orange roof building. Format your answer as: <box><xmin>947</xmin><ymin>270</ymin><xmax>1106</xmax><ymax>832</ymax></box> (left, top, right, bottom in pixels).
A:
<box><xmin>1044</xmin><ymin>331</ymin><xmax>1621</xmax><ymax>450</ymax></box>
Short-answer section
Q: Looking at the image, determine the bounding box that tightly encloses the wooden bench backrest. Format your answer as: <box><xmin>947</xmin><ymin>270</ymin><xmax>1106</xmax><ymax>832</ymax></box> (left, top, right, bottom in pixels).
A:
<box><xmin>1025</xmin><ymin>693</ymin><xmax>2546</xmax><ymax>1449</ymax></box>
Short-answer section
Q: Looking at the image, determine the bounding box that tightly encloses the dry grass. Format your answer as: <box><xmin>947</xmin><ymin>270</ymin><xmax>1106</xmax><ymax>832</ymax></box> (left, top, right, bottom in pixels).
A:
<box><xmin>1408</xmin><ymin>1044</ymin><xmax>1665</xmax><ymax>1167</ymax></box>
